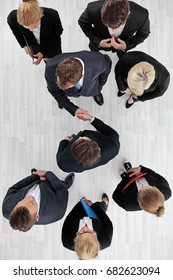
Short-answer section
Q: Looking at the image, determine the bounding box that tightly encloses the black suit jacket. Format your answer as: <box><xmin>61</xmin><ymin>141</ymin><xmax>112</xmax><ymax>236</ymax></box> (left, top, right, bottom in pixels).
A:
<box><xmin>56</xmin><ymin>117</ymin><xmax>120</xmax><ymax>173</ymax></box>
<box><xmin>7</xmin><ymin>8</ymin><xmax>63</xmax><ymax>57</ymax></box>
<box><xmin>115</xmin><ymin>51</ymin><xmax>170</xmax><ymax>101</ymax></box>
<box><xmin>2</xmin><ymin>171</ymin><xmax>69</xmax><ymax>224</ymax></box>
<box><xmin>78</xmin><ymin>1</ymin><xmax>150</xmax><ymax>54</ymax></box>
<box><xmin>112</xmin><ymin>166</ymin><xmax>171</xmax><ymax>211</ymax></box>
<box><xmin>45</xmin><ymin>51</ymin><xmax>112</xmax><ymax>116</ymax></box>
<box><xmin>62</xmin><ymin>201</ymin><xmax>113</xmax><ymax>251</ymax></box>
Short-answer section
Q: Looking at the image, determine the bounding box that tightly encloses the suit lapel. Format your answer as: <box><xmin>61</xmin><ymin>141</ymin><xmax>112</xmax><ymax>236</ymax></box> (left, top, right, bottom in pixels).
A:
<box><xmin>119</xmin><ymin>14</ymin><xmax>133</xmax><ymax>39</ymax></box>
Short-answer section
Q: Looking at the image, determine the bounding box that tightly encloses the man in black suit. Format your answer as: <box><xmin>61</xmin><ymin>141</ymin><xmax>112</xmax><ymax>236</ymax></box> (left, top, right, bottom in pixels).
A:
<box><xmin>8</xmin><ymin>4</ymin><xmax>63</xmax><ymax>65</ymax></box>
<box><xmin>115</xmin><ymin>51</ymin><xmax>170</xmax><ymax>108</ymax></box>
<box><xmin>62</xmin><ymin>194</ymin><xmax>113</xmax><ymax>259</ymax></box>
<box><xmin>112</xmin><ymin>162</ymin><xmax>171</xmax><ymax>215</ymax></box>
<box><xmin>56</xmin><ymin>113</ymin><xmax>120</xmax><ymax>173</ymax></box>
<box><xmin>2</xmin><ymin>170</ymin><xmax>75</xmax><ymax>232</ymax></box>
<box><xmin>45</xmin><ymin>51</ymin><xmax>112</xmax><ymax>116</ymax></box>
<box><xmin>78</xmin><ymin>0</ymin><xmax>150</xmax><ymax>57</ymax></box>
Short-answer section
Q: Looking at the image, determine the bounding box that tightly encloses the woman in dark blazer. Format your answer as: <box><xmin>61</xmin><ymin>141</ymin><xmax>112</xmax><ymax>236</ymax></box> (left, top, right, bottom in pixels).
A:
<box><xmin>7</xmin><ymin>0</ymin><xmax>63</xmax><ymax>65</ymax></box>
<box><xmin>115</xmin><ymin>51</ymin><xmax>170</xmax><ymax>108</ymax></box>
<box><xmin>61</xmin><ymin>194</ymin><xmax>113</xmax><ymax>259</ymax></box>
<box><xmin>112</xmin><ymin>161</ymin><xmax>171</xmax><ymax>216</ymax></box>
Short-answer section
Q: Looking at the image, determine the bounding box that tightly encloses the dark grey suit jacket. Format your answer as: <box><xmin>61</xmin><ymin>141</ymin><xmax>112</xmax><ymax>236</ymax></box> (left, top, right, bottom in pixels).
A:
<box><xmin>56</xmin><ymin>117</ymin><xmax>120</xmax><ymax>173</ymax></box>
<box><xmin>78</xmin><ymin>1</ymin><xmax>150</xmax><ymax>54</ymax></box>
<box><xmin>112</xmin><ymin>166</ymin><xmax>171</xmax><ymax>211</ymax></box>
<box><xmin>62</xmin><ymin>201</ymin><xmax>113</xmax><ymax>251</ymax></box>
<box><xmin>7</xmin><ymin>8</ymin><xmax>63</xmax><ymax>57</ymax></box>
<box><xmin>2</xmin><ymin>172</ymin><xmax>69</xmax><ymax>224</ymax></box>
<box><xmin>115</xmin><ymin>51</ymin><xmax>170</xmax><ymax>101</ymax></box>
<box><xmin>45</xmin><ymin>51</ymin><xmax>112</xmax><ymax>115</ymax></box>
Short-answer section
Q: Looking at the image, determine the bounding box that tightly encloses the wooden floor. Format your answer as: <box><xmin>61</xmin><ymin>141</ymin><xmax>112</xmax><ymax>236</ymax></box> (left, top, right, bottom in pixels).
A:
<box><xmin>0</xmin><ymin>0</ymin><xmax>173</xmax><ymax>260</ymax></box>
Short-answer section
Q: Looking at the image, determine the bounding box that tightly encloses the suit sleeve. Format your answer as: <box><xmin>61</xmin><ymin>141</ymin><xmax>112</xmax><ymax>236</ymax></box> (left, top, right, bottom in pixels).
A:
<box><xmin>112</xmin><ymin>182</ymin><xmax>126</xmax><ymax>210</ymax></box>
<box><xmin>99</xmin><ymin>55</ymin><xmax>112</xmax><ymax>87</ymax></box>
<box><xmin>40</xmin><ymin>10</ymin><xmax>63</xmax><ymax>56</ymax></box>
<box><xmin>140</xmin><ymin>165</ymin><xmax>171</xmax><ymax>200</ymax></box>
<box><xmin>78</xmin><ymin>7</ymin><xmax>102</xmax><ymax>47</ymax></box>
<box><xmin>45</xmin><ymin>171</ymin><xmax>69</xmax><ymax>219</ymax></box>
<box><xmin>138</xmin><ymin>74</ymin><xmax>170</xmax><ymax>101</ymax></box>
<box><xmin>56</xmin><ymin>139</ymin><xmax>70</xmax><ymax>163</ymax></box>
<box><xmin>114</xmin><ymin>59</ymin><xmax>128</xmax><ymax>91</ymax></box>
<box><xmin>126</xmin><ymin>11</ymin><xmax>150</xmax><ymax>51</ymax></box>
<box><xmin>91</xmin><ymin>118</ymin><xmax>120</xmax><ymax>148</ymax></box>
<box><xmin>92</xmin><ymin>203</ymin><xmax>113</xmax><ymax>248</ymax></box>
<box><xmin>45</xmin><ymin>65</ymin><xmax>79</xmax><ymax>116</ymax></box>
<box><xmin>61</xmin><ymin>202</ymin><xmax>84</xmax><ymax>250</ymax></box>
<box><xmin>3</xmin><ymin>175</ymin><xmax>40</xmax><ymax>197</ymax></box>
<box><xmin>2</xmin><ymin>174</ymin><xmax>40</xmax><ymax>217</ymax></box>
<box><xmin>7</xmin><ymin>11</ymin><xmax>26</xmax><ymax>48</ymax></box>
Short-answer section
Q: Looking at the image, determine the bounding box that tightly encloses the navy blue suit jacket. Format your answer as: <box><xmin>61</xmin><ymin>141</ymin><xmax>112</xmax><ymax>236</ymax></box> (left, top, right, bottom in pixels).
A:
<box><xmin>45</xmin><ymin>51</ymin><xmax>112</xmax><ymax>115</ymax></box>
<box><xmin>2</xmin><ymin>172</ymin><xmax>68</xmax><ymax>224</ymax></box>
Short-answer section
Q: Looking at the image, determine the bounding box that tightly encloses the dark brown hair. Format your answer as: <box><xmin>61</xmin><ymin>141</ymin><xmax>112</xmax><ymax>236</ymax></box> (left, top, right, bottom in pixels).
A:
<box><xmin>9</xmin><ymin>206</ymin><xmax>36</xmax><ymax>232</ymax></box>
<box><xmin>101</xmin><ymin>0</ymin><xmax>130</xmax><ymax>28</ymax></box>
<box><xmin>56</xmin><ymin>58</ymin><xmax>83</xmax><ymax>89</ymax></box>
<box><xmin>71</xmin><ymin>138</ymin><xmax>101</xmax><ymax>168</ymax></box>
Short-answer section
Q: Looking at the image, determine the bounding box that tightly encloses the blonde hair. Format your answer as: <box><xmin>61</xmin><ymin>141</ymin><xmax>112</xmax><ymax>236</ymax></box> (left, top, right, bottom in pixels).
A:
<box><xmin>138</xmin><ymin>186</ymin><xmax>165</xmax><ymax>217</ymax></box>
<box><xmin>127</xmin><ymin>62</ymin><xmax>155</xmax><ymax>96</ymax></box>
<box><xmin>74</xmin><ymin>233</ymin><xmax>100</xmax><ymax>260</ymax></box>
<box><xmin>17</xmin><ymin>0</ymin><xmax>43</xmax><ymax>26</ymax></box>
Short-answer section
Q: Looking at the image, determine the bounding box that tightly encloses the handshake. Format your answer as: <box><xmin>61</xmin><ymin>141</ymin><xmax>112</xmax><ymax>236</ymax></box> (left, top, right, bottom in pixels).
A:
<box><xmin>75</xmin><ymin>108</ymin><xmax>93</xmax><ymax>121</ymax></box>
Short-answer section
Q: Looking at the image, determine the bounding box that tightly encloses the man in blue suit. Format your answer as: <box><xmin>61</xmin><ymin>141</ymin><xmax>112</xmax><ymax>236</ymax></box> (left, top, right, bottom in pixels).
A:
<box><xmin>45</xmin><ymin>51</ymin><xmax>112</xmax><ymax>117</ymax></box>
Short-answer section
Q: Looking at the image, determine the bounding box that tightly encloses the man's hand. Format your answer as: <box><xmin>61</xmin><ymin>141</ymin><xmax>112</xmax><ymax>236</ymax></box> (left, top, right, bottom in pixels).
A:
<box><xmin>33</xmin><ymin>52</ymin><xmax>43</xmax><ymax>65</ymax></box>
<box><xmin>128</xmin><ymin>166</ymin><xmax>141</xmax><ymax>177</ymax></box>
<box><xmin>75</xmin><ymin>108</ymin><xmax>89</xmax><ymax>120</ymax></box>
<box><xmin>76</xmin><ymin>112</ymin><xmax>93</xmax><ymax>121</ymax></box>
<box><xmin>111</xmin><ymin>37</ymin><xmax>126</xmax><ymax>50</ymax></box>
<box><xmin>32</xmin><ymin>170</ymin><xmax>47</xmax><ymax>180</ymax></box>
<box><xmin>65</xmin><ymin>136</ymin><xmax>73</xmax><ymax>141</ymax></box>
<box><xmin>99</xmin><ymin>38</ymin><xmax>112</xmax><ymax>48</ymax></box>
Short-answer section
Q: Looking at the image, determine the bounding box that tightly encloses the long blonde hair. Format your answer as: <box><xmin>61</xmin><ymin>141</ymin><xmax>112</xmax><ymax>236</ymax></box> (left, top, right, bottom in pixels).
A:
<box><xmin>17</xmin><ymin>0</ymin><xmax>43</xmax><ymax>26</ymax></box>
<box><xmin>74</xmin><ymin>233</ymin><xmax>100</xmax><ymax>260</ymax></box>
<box><xmin>138</xmin><ymin>186</ymin><xmax>165</xmax><ymax>217</ymax></box>
<box><xmin>127</xmin><ymin>62</ymin><xmax>155</xmax><ymax>96</ymax></box>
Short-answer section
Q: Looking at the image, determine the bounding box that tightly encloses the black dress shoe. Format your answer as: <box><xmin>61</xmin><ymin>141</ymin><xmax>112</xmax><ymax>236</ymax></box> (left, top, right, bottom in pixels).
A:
<box><xmin>58</xmin><ymin>103</ymin><xmax>63</xmax><ymax>109</ymax></box>
<box><xmin>124</xmin><ymin>161</ymin><xmax>132</xmax><ymax>172</ymax></box>
<box><xmin>117</xmin><ymin>90</ymin><xmax>125</xmax><ymax>97</ymax></box>
<box><xmin>64</xmin><ymin>173</ymin><xmax>75</xmax><ymax>189</ymax></box>
<box><xmin>125</xmin><ymin>95</ymin><xmax>138</xmax><ymax>109</ymax></box>
<box><xmin>31</xmin><ymin>168</ymin><xmax>37</xmax><ymax>174</ymax></box>
<box><xmin>120</xmin><ymin>171</ymin><xmax>127</xmax><ymax>179</ymax></box>
<box><xmin>93</xmin><ymin>93</ymin><xmax>104</xmax><ymax>106</ymax></box>
<box><xmin>102</xmin><ymin>193</ymin><xmax>109</xmax><ymax>205</ymax></box>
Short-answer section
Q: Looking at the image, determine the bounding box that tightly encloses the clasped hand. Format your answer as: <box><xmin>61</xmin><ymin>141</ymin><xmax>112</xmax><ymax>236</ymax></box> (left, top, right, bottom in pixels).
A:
<box><xmin>99</xmin><ymin>37</ymin><xmax>126</xmax><ymax>51</ymax></box>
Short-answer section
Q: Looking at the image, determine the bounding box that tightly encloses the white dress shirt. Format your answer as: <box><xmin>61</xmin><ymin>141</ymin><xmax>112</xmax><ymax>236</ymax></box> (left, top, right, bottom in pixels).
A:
<box><xmin>32</xmin><ymin>22</ymin><xmax>41</xmax><ymax>44</ymax></box>
<box><xmin>136</xmin><ymin>177</ymin><xmax>149</xmax><ymax>192</ymax></box>
<box><xmin>25</xmin><ymin>184</ymin><xmax>41</xmax><ymax>213</ymax></box>
<box><xmin>78</xmin><ymin>217</ymin><xmax>94</xmax><ymax>232</ymax></box>
<box><xmin>108</xmin><ymin>23</ymin><xmax>126</xmax><ymax>38</ymax></box>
